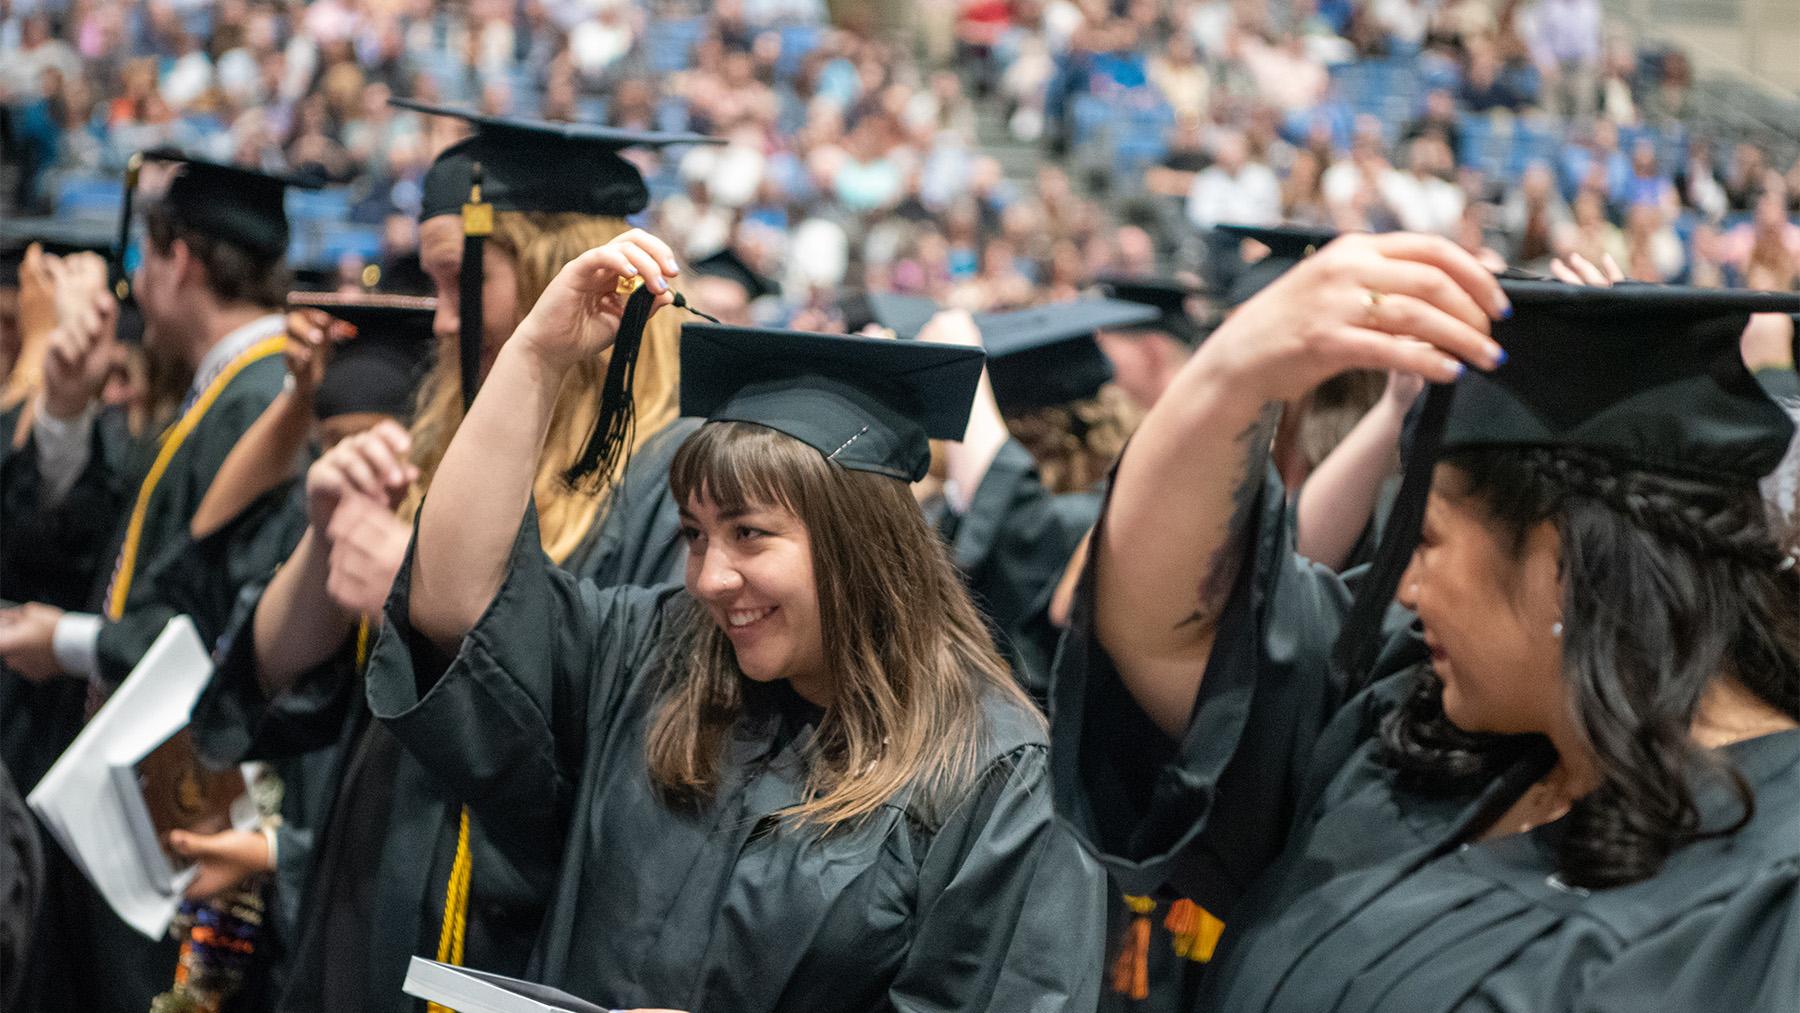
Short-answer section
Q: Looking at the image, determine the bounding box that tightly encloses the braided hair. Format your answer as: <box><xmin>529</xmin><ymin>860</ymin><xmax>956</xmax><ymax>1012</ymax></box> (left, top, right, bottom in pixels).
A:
<box><xmin>1380</xmin><ymin>446</ymin><xmax>1800</xmax><ymax>889</ymax></box>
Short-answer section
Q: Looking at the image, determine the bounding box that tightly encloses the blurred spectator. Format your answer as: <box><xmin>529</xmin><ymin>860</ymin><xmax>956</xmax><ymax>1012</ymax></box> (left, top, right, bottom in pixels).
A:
<box><xmin>1527</xmin><ymin>0</ymin><xmax>1603</xmax><ymax>119</ymax></box>
<box><xmin>1186</xmin><ymin>129</ymin><xmax>1279</xmax><ymax>229</ymax></box>
<box><xmin>1618</xmin><ymin>138</ymin><xmax>1677</xmax><ymax>215</ymax></box>
<box><xmin>1380</xmin><ymin>135</ymin><xmax>1464</xmax><ymax>235</ymax></box>
<box><xmin>1621</xmin><ymin>203</ymin><xmax>1685</xmax><ymax>282</ymax></box>
<box><xmin>1725</xmin><ymin>142</ymin><xmax>1772</xmax><ymax>212</ymax></box>
<box><xmin>1499</xmin><ymin>162</ymin><xmax>1571</xmax><ymax>270</ymax></box>
<box><xmin>1675</xmin><ymin>138</ymin><xmax>1730</xmax><ymax>222</ymax></box>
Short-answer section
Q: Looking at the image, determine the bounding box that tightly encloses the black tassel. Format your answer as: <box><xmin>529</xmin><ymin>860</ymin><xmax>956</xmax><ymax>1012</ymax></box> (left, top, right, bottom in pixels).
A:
<box><xmin>1329</xmin><ymin>380</ymin><xmax>1457</xmax><ymax>690</ymax></box>
<box><xmin>459</xmin><ymin>162</ymin><xmax>492</xmax><ymax>414</ymax></box>
<box><xmin>563</xmin><ymin>283</ymin><xmax>657</xmax><ymax>492</ymax></box>
<box><xmin>113</xmin><ymin>152</ymin><xmax>142</xmax><ymax>302</ymax></box>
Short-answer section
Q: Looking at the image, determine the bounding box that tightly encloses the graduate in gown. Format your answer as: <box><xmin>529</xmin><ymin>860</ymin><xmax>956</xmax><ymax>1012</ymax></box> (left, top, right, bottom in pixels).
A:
<box><xmin>365</xmin><ymin>232</ymin><xmax>1106</xmax><ymax>1011</ymax></box>
<box><xmin>1051</xmin><ymin>230</ymin><xmax>1800</xmax><ymax>1012</ymax></box>
<box><xmin>934</xmin><ymin>298</ymin><xmax>1157</xmax><ymax>704</ymax></box>
<box><xmin>189</xmin><ymin>108</ymin><xmax>717</xmax><ymax>1013</ymax></box>
<box><xmin>0</xmin><ymin>153</ymin><xmax>316</xmax><ymax>1013</ymax></box>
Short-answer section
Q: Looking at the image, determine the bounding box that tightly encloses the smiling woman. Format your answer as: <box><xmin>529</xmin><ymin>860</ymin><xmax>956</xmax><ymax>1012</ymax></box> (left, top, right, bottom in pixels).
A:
<box><xmin>363</xmin><ymin>230</ymin><xmax>1106</xmax><ymax>1012</ymax></box>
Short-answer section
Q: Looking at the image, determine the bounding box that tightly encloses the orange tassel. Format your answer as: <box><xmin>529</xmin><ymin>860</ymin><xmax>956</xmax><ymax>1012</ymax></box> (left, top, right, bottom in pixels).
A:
<box><xmin>1110</xmin><ymin>894</ymin><xmax>1156</xmax><ymax>1000</ymax></box>
<box><xmin>1164</xmin><ymin>898</ymin><xmax>1226</xmax><ymax>963</ymax></box>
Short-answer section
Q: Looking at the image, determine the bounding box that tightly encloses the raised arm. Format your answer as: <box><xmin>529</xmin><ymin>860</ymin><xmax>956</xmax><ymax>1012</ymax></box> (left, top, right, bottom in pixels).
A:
<box><xmin>1094</xmin><ymin>234</ymin><xmax>1510</xmax><ymax>737</ymax></box>
<box><xmin>408</xmin><ymin>230</ymin><xmax>678</xmax><ymax>653</ymax></box>
<box><xmin>1294</xmin><ymin>370</ymin><xmax>1422</xmax><ymax>571</ymax></box>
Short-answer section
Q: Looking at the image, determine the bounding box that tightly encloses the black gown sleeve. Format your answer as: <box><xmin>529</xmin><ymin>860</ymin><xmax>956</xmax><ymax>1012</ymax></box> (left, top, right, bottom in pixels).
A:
<box><xmin>0</xmin><ymin>408</ymin><xmax>131</xmax><ymax>609</ymax></box>
<box><xmin>890</xmin><ymin>742</ymin><xmax>1108</xmax><ymax>1012</ymax></box>
<box><xmin>190</xmin><ymin>577</ymin><xmax>361</xmax><ymax>766</ymax></box>
<box><xmin>1048</xmin><ymin>463</ymin><xmax>1361</xmax><ymax>916</ymax></box>
<box><xmin>363</xmin><ymin>503</ymin><xmax>674</xmax><ymax>865</ymax></box>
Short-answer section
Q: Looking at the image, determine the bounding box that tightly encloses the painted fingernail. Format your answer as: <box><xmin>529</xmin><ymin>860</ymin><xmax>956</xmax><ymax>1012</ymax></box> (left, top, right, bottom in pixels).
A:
<box><xmin>651</xmin><ymin>277</ymin><xmax>668</xmax><ymax>293</ymax></box>
<box><xmin>664</xmin><ymin>258</ymin><xmax>680</xmax><ymax>274</ymax></box>
<box><xmin>621</xmin><ymin>262</ymin><xmax>638</xmax><ymax>276</ymax></box>
<box><xmin>1492</xmin><ymin>346</ymin><xmax>1508</xmax><ymax>367</ymax></box>
<box><xmin>1497</xmin><ymin>302</ymin><xmax>1513</xmax><ymax>320</ymax></box>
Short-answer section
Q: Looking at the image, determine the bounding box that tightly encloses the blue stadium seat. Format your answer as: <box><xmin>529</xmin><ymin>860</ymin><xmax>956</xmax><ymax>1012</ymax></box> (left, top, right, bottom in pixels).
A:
<box><xmin>645</xmin><ymin>16</ymin><xmax>707</xmax><ymax>75</ymax></box>
<box><xmin>56</xmin><ymin>176</ymin><xmax>124</xmax><ymax>218</ymax></box>
<box><xmin>775</xmin><ymin>24</ymin><xmax>823</xmax><ymax>81</ymax></box>
<box><xmin>286</xmin><ymin>188</ymin><xmax>351</xmax><ymax>224</ymax></box>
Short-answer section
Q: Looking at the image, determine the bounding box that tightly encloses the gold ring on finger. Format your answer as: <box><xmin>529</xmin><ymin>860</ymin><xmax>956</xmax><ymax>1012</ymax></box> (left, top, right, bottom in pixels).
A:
<box><xmin>616</xmin><ymin>274</ymin><xmax>646</xmax><ymax>296</ymax></box>
<box><xmin>1361</xmin><ymin>288</ymin><xmax>1385</xmax><ymax>325</ymax></box>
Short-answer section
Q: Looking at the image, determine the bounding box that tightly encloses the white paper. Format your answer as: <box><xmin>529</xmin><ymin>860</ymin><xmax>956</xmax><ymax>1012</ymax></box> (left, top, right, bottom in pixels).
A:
<box><xmin>402</xmin><ymin>957</ymin><xmax>619</xmax><ymax>1013</ymax></box>
<box><xmin>26</xmin><ymin>617</ymin><xmax>255</xmax><ymax>939</ymax></box>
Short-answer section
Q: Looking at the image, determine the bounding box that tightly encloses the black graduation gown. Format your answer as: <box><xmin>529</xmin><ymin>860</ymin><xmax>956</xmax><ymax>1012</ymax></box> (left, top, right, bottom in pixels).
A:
<box><xmin>939</xmin><ymin>439</ymin><xmax>1099</xmax><ymax>705</ymax></box>
<box><xmin>189</xmin><ymin>417</ymin><xmax>700</xmax><ymax>1013</ymax></box>
<box><xmin>1051</xmin><ymin>467</ymin><xmax>1800</xmax><ymax>1012</ymax></box>
<box><xmin>363</xmin><ymin>503</ymin><xmax>1107</xmax><ymax>1012</ymax></box>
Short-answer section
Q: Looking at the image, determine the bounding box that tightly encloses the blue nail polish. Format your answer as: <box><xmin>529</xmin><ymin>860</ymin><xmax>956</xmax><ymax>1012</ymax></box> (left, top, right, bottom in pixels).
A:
<box><xmin>652</xmin><ymin>277</ymin><xmax>668</xmax><ymax>293</ymax></box>
<box><xmin>1498</xmin><ymin>304</ymin><xmax>1513</xmax><ymax>320</ymax></box>
<box><xmin>1493</xmin><ymin>348</ymin><xmax>1509</xmax><ymax>367</ymax></box>
<box><xmin>1453</xmin><ymin>362</ymin><xmax>1467</xmax><ymax>378</ymax></box>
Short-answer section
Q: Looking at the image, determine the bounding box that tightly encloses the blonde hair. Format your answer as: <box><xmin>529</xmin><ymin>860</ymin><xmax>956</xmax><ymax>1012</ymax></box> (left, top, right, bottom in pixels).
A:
<box><xmin>1004</xmin><ymin>382</ymin><xmax>1142</xmax><ymax>494</ymax></box>
<box><xmin>404</xmin><ymin>212</ymin><xmax>681</xmax><ymax>562</ymax></box>
<box><xmin>650</xmin><ymin>422</ymin><xmax>1033</xmax><ymax>830</ymax></box>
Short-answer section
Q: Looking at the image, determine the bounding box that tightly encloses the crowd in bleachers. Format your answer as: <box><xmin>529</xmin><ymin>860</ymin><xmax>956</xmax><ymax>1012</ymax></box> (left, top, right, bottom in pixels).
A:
<box><xmin>3</xmin><ymin>0</ymin><xmax>1798</xmax><ymax>313</ymax></box>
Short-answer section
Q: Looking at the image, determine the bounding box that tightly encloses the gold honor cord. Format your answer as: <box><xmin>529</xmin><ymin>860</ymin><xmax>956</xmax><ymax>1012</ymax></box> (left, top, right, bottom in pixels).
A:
<box><xmin>426</xmin><ymin>806</ymin><xmax>475</xmax><ymax>1013</ymax></box>
<box><xmin>106</xmin><ymin>335</ymin><xmax>289</xmax><ymax>619</ymax></box>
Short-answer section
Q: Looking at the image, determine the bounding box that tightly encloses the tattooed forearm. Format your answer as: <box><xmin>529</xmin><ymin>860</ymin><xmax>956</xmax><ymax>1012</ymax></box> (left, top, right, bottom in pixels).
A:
<box><xmin>1174</xmin><ymin>401</ymin><xmax>1282</xmax><ymax>632</ymax></box>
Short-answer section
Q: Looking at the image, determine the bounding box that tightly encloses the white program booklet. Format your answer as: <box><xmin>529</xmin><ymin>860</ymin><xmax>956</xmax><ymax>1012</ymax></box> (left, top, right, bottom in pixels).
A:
<box><xmin>402</xmin><ymin>957</ymin><xmax>621</xmax><ymax>1013</ymax></box>
<box><xmin>26</xmin><ymin>617</ymin><xmax>257</xmax><ymax>939</ymax></box>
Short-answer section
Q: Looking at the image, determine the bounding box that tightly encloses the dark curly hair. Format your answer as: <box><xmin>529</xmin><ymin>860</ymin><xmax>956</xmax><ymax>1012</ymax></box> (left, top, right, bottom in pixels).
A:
<box><xmin>1379</xmin><ymin>445</ymin><xmax>1800</xmax><ymax>889</ymax></box>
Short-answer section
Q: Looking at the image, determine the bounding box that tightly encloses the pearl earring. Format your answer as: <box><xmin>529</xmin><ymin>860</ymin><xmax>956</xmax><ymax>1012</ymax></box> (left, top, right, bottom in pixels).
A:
<box><xmin>1551</xmin><ymin>622</ymin><xmax>1564</xmax><ymax>638</ymax></box>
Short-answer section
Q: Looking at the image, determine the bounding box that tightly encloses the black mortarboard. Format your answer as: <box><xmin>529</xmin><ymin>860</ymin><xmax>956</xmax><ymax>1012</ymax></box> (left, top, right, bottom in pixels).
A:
<box><xmin>974</xmin><ymin>299</ymin><xmax>1159</xmax><ymax>414</ymax></box>
<box><xmin>291</xmin><ymin>292</ymin><xmax>437</xmax><ymax>422</ymax></box>
<box><xmin>692</xmin><ymin>247</ymin><xmax>780</xmax><ymax>301</ymax></box>
<box><xmin>141</xmin><ymin>149</ymin><xmax>324</xmax><ymax>260</ymax></box>
<box><xmin>679</xmin><ymin>323</ymin><xmax>986</xmax><ymax>482</ymax></box>
<box><xmin>397</xmin><ymin>98</ymin><xmax>719</xmax><ymax>414</ymax></box>
<box><xmin>398</xmin><ymin>98</ymin><xmax>720</xmax><ymax>221</ymax></box>
<box><xmin>839</xmin><ymin>292</ymin><xmax>941</xmax><ymax>340</ymax></box>
<box><xmin>0</xmin><ymin>217</ymin><xmax>117</xmax><ymax>287</ymax></box>
<box><xmin>1215</xmin><ymin>223</ymin><xmax>1339</xmax><ymax>308</ymax></box>
<box><xmin>1334</xmin><ymin>280</ymin><xmax>1800</xmax><ymax>686</ymax></box>
<box><xmin>1091</xmin><ymin>274</ymin><xmax>1212</xmax><ymax>346</ymax></box>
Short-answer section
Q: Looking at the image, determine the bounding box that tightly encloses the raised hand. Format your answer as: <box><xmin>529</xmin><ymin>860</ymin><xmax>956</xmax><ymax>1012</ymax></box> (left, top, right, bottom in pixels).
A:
<box><xmin>305</xmin><ymin>419</ymin><xmax>416</xmax><ymax>534</ymax></box>
<box><xmin>39</xmin><ymin>253</ymin><xmax>119</xmax><ymax>420</ymax></box>
<box><xmin>324</xmin><ymin>493</ymin><xmax>412</xmax><ymax>619</ymax></box>
<box><xmin>1199</xmin><ymin>232</ymin><xmax>1509</xmax><ymax>406</ymax></box>
<box><xmin>284</xmin><ymin>307</ymin><xmax>352</xmax><ymax>399</ymax></box>
<box><xmin>1549</xmin><ymin>252</ymin><xmax>1624</xmax><ymax>287</ymax></box>
<box><xmin>510</xmin><ymin>229</ymin><xmax>680</xmax><ymax>372</ymax></box>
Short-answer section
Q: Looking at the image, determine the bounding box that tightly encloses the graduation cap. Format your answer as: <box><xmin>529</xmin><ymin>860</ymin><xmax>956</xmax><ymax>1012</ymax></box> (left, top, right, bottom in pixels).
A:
<box><xmin>0</xmin><ymin>217</ymin><xmax>117</xmax><ymax>287</ymax></box>
<box><xmin>1090</xmin><ymin>274</ymin><xmax>1213</xmax><ymax>346</ymax></box>
<box><xmin>397</xmin><ymin>98</ymin><xmax>720</xmax><ymax>221</ymax></box>
<box><xmin>1333</xmin><ymin>280</ymin><xmax>1800</xmax><ymax>687</ymax></box>
<box><xmin>840</xmin><ymin>292</ymin><xmax>941</xmax><ymax>340</ymax></box>
<box><xmin>395</xmin><ymin>98</ymin><xmax>721</xmax><ymax>413</ymax></box>
<box><xmin>679</xmin><ymin>323</ymin><xmax>986</xmax><ymax>482</ymax></box>
<box><xmin>691</xmin><ymin>247</ymin><xmax>781</xmax><ymax>301</ymax></box>
<box><xmin>138</xmin><ymin>149</ymin><xmax>324</xmax><ymax>261</ymax></box>
<box><xmin>290</xmin><ymin>292</ymin><xmax>437</xmax><ymax>422</ymax></box>
<box><xmin>1215</xmin><ymin>223</ymin><xmax>1340</xmax><ymax>308</ymax></box>
<box><xmin>974</xmin><ymin>299</ymin><xmax>1159</xmax><ymax>415</ymax></box>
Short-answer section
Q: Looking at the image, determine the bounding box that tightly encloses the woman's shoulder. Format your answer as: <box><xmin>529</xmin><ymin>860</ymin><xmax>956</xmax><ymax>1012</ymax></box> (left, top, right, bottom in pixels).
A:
<box><xmin>976</xmin><ymin>683</ymin><xmax>1052</xmax><ymax>761</ymax></box>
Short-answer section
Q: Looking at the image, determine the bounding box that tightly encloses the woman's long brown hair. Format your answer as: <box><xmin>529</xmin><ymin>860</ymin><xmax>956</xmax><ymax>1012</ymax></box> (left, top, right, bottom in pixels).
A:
<box><xmin>649</xmin><ymin>422</ymin><xmax>1036</xmax><ymax>830</ymax></box>
<box><xmin>403</xmin><ymin>211</ymin><xmax>681</xmax><ymax>562</ymax></box>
